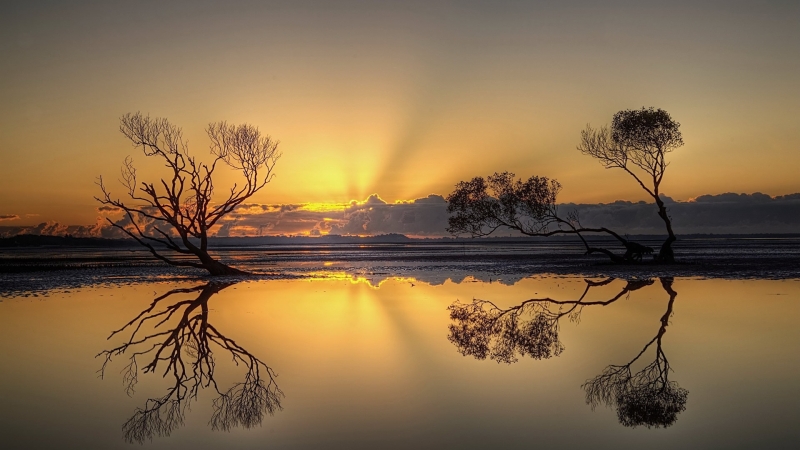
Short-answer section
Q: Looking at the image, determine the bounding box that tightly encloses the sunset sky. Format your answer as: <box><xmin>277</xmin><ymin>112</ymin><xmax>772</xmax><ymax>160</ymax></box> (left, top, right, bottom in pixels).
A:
<box><xmin>1</xmin><ymin>1</ymin><xmax>798</xmax><ymax>234</ymax></box>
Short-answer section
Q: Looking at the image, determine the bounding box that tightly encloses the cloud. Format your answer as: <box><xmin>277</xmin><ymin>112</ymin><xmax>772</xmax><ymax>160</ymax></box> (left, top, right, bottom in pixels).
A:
<box><xmin>210</xmin><ymin>194</ymin><xmax>450</xmax><ymax>237</ymax></box>
<box><xmin>0</xmin><ymin>221</ymin><xmax>70</xmax><ymax>237</ymax></box>
<box><xmin>215</xmin><ymin>202</ymin><xmax>339</xmax><ymax>237</ymax></box>
<box><xmin>2</xmin><ymin>192</ymin><xmax>799</xmax><ymax>239</ymax></box>
<box><xmin>0</xmin><ymin>218</ymin><xmax>124</xmax><ymax>238</ymax></box>
<box><xmin>0</xmin><ymin>209</ymin><xmax>159</xmax><ymax>239</ymax></box>
<box><xmin>330</xmin><ymin>194</ymin><xmax>449</xmax><ymax>236</ymax></box>
<box><xmin>0</xmin><ymin>214</ymin><xmax>20</xmax><ymax>221</ymax></box>
<box><xmin>562</xmin><ymin>192</ymin><xmax>800</xmax><ymax>234</ymax></box>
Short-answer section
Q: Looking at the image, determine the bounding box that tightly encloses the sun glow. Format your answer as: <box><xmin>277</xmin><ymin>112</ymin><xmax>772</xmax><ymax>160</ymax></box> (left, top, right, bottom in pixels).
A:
<box><xmin>2</xmin><ymin>2</ymin><xmax>798</xmax><ymax>228</ymax></box>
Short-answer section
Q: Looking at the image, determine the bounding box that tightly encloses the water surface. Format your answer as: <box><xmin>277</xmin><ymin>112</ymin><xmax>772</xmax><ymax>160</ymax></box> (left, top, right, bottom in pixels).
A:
<box><xmin>1</xmin><ymin>275</ymin><xmax>798</xmax><ymax>449</ymax></box>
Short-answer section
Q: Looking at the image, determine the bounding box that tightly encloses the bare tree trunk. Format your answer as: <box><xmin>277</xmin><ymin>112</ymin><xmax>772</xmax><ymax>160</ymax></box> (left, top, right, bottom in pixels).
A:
<box><xmin>97</xmin><ymin>113</ymin><xmax>280</xmax><ymax>278</ymax></box>
<box><xmin>197</xmin><ymin>252</ymin><xmax>248</xmax><ymax>276</ymax></box>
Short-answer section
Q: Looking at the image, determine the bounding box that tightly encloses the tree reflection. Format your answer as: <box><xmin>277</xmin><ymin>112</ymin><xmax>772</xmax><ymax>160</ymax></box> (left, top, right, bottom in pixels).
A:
<box><xmin>97</xmin><ymin>282</ymin><xmax>283</xmax><ymax>443</ymax></box>
<box><xmin>447</xmin><ymin>278</ymin><xmax>653</xmax><ymax>363</ymax></box>
<box><xmin>582</xmin><ymin>278</ymin><xmax>687</xmax><ymax>428</ymax></box>
<box><xmin>447</xmin><ymin>276</ymin><xmax>688</xmax><ymax>428</ymax></box>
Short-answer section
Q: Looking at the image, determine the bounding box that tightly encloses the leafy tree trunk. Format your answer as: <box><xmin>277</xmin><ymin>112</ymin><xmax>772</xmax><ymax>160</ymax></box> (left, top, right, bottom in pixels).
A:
<box><xmin>654</xmin><ymin>197</ymin><xmax>676</xmax><ymax>263</ymax></box>
<box><xmin>445</xmin><ymin>172</ymin><xmax>657</xmax><ymax>264</ymax></box>
<box><xmin>577</xmin><ymin>108</ymin><xmax>684</xmax><ymax>264</ymax></box>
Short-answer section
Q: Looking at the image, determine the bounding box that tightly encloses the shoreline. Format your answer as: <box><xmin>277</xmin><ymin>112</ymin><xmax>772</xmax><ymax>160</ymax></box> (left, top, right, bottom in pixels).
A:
<box><xmin>2</xmin><ymin>253</ymin><xmax>799</xmax><ymax>298</ymax></box>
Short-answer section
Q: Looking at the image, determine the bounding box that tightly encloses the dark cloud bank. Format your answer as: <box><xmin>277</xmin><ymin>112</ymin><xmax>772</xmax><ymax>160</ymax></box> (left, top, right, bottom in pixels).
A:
<box><xmin>217</xmin><ymin>194</ymin><xmax>450</xmax><ymax>238</ymax></box>
<box><xmin>2</xmin><ymin>193</ymin><xmax>799</xmax><ymax>239</ymax></box>
<box><xmin>565</xmin><ymin>193</ymin><xmax>800</xmax><ymax>235</ymax></box>
<box><xmin>220</xmin><ymin>192</ymin><xmax>800</xmax><ymax>236</ymax></box>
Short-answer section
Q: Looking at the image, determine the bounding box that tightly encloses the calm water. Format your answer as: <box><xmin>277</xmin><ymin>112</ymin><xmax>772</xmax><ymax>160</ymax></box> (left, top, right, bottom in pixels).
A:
<box><xmin>1</xmin><ymin>274</ymin><xmax>799</xmax><ymax>449</ymax></box>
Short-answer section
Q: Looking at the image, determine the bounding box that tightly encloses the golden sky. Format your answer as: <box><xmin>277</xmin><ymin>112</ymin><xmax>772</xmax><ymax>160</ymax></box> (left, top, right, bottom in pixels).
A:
<box><xmin>1</xmin><ymin>1</ymin><xmax>799</xmax><ymax>227</ymax></box>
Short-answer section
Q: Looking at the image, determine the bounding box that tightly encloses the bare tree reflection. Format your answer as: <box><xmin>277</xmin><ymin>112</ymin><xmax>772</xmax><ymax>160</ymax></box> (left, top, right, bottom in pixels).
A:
<box><xmin>97</xmin><ymin>282</ymin><xmax>283</xmax><ymax>443</ymax></box>
<box><xmin>583</xmin><ymin>278</ymin><xmax>687</xmax><ymax>428</ymax></box>
<box><xmin>447</xmin><ymin>278</ymin><xmax>653</xmax><ymax>363</ymax></box>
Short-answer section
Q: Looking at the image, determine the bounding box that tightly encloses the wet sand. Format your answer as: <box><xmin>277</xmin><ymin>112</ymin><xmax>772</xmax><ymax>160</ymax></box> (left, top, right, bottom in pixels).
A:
<box><xmin>2</xmin><ymin>237</ymin><xmax>799</xmax><ymax>297</ymax></box>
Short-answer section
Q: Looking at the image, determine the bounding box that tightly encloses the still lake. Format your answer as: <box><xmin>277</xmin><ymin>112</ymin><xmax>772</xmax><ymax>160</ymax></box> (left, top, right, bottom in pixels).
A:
<box><xmin>1</xmin><ymin>273</ymin><xmax>798</xmax><ymax>449</ymax></box>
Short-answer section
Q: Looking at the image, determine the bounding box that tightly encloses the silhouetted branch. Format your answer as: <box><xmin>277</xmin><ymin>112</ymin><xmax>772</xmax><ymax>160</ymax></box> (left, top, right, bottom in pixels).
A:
<box><xmin>96</xmin><ymin>112</ymin><xmax>281</xmax><ymax>275</ymax></box>
<box><xmin>97</xmin><ymin>282</ymin><xmax>284</xmax><ymax>443</ymax></box>
<box><xmin>446</xmin><ymin>172</ymin><xmax>654</xmax><ymax>262</ymax></box>
<box><xmin>210</xmin><ymin>362</ymin><xmax>283</xmax><ymax>431</ymax></box>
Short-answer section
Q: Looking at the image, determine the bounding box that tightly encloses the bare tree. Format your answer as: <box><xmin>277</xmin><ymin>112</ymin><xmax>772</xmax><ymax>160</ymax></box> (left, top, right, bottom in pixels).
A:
<box><xmin>447</xmin><ymin>278</ymin><xmax>654</xmax><ymax>363</ymax></box>
<box><xmin>97</xmin><ymin>282</ymin><xmax>283</xmax><ymax>443</ymax></box>
<box><xmin>578</xmin><ymin>108</ymin><xmax>683</xmax><ymax>262</ymax></box>
<box><xmin>96</xmin><ymin>112</ymin><xmax>281</xmax><ymax>275</ymax></box>
<box><xmin>583</xmin><ymin>278</ymin><xmax>688</xmax><ymax>428</ymax></box>
<box><xmin>446</xmin><ymin>172</ymin><xmax>655</xmax><ymax>263</ymax></box>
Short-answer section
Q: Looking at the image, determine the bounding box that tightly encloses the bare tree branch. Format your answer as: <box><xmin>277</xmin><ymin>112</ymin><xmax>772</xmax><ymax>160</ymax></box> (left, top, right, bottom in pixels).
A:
<box><xmin>97</xmin><ymin>112</ymin><xmax>282</xmax><ymax>275</ymax></box>
<box><xmin>97</xmin><ymin>282</ymin><xmax>284</xmax><ymax>443</ymax></box>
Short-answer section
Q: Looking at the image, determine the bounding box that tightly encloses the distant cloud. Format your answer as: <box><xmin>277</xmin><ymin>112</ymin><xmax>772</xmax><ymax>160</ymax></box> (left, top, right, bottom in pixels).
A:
<box><xmin>0</xmin><ymin>214</ymin><xmax>20</xmax><ymax>221</ymax></box>
<box><xmin>334</xmin><ymin>194</ymin><xmax>450</xmax><ymax>236</ymax></box>
<box><xmin>562</xmin><ymin>192</ymin><xmax>800</xmax><ymax>234</ymax></box>
<box><xmin>25</xmin><ymin>221</ymin><xmax>70</xmax><ymax>236</ymax></box>
<box><xmin>0</xmin><ymin>221</ymin><xmax>70</xmax><ymax>237</ymax></box>
<box><xmin>0</xmin><ymin>218</ymin><xmax>126</xmax><ymax>239</ymax></box>
<box><xmin>2</xmin><ymin>192</ymin><xmax>799</xmax><ymax>239</ymax></box>
<box><xmin>215</xmin><ymin>194</ymin><xmax>450</xmax><ymax>237</ymax></box>
<box><xmin>213</xmin><ymin>191</ymin><xmax>800</xmax><ymax>237</ymax></box>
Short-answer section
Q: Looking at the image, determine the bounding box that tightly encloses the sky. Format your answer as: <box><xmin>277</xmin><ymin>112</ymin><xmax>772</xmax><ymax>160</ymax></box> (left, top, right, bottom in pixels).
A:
<box><xmin>1</xmin><ymin>1</ymin><xmax>799</xmax><ymax>235</ymax></box>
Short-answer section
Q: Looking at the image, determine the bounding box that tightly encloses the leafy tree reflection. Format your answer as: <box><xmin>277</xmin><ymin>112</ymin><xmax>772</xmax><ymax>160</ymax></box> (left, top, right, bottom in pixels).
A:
<box><xmin>97</xmin><ymin>282</ymin><xmax>283</xmax><ymax>443</ymax></box>
<box><xmin>583</xmin><ymin>278</ymin><xmax>687</xmax><ymax>428</ymax></box>
<box><xmin>447</xmin><ymin>278</ymin><xmax>653</xmax><ymax>363</ymax></box>
<box><xmin>447</xmin><ymin>277</ymin><xmax>687</xmax><ymax>428</ymax></box>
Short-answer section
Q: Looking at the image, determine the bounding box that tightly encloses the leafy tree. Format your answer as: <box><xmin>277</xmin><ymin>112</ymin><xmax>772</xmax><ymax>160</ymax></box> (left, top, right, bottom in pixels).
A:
<box><xmin>578</xmin><ymin>108</ymin><xmax>683</xmax><ymax>262</ymax></box>
<box><xmin>446</xmin><ymin>172</ymin><xmax>655</xmax><ymax>262</ymax></box>
<box><xmin>97</xmin><ymin>113</ymin><xmax>280</xmax><ymax>275</ymax></box>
